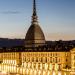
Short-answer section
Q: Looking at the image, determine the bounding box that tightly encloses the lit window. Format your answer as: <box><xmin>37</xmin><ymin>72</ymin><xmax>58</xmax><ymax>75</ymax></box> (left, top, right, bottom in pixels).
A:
<box><xmin>56</xmin><ymin>53</ymin><xmax>57</xmax><ymax>56</ymax></box>
<box><xmin>53</xmin><ymin>58</ymin><xmax>55</xmax><ymax>62</ymax></box>
<box><xmin>55</xmin><ymin>57</ymin><xmax>57</xmax><ymax>63</ymax></box>
<box><xmin>50</xmin><ymin>57</ymin><xmax>52</xmax><ymax>63</ymax></box>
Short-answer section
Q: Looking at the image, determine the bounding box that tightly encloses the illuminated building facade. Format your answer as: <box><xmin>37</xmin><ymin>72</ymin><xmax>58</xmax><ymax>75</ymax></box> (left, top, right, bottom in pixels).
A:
<box><xmin>0</xmin><ymin>0</ymin><xmax>75</xmax><ymax>75</ymax></box>
<box><xmin>70</xmin><ymin>48</ymin><xmax>75</xmax><ymax>71</ymax></box>
<box><xmin>0</xmin><ymin>48</ymin><xmax>75</xmax><ymax>74</ymax></box>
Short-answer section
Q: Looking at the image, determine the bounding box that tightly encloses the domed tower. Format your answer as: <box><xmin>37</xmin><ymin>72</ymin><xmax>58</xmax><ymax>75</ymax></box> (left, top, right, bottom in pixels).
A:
<box><xmin>25</xmin><ymin>0</ymin><xmax>45</xmax><ymax>47</ymax></box>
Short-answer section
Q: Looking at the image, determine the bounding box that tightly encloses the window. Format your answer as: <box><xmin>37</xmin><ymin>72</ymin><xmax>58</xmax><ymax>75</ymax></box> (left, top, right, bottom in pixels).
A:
<box><xmin>50</xmin><ymin>57</ymin><xmax>52</xmax><ymax>63</ymax></box>
<box><xmin>40</xmin><ymin>57</ymin><xmax>43</xmax><ymax>62</ymax></box>
<box><xmin>55</xmin><ymin>57</ymin><xmax>57</xmax><ymax>63</ymax></box>
<box><xmin>53</xmin><ymin>58</ymin><xmax>55</xmax><ymax>62</ymax></box>
<box><xmin>74</xmin><ymin>63</ymin><xmax>75</xmax><ymax>66</ymax></box>
<box><xmin>56</xmin><ymin>53</ymin><xmax>57</xmax><ymax>56</ymax></box>
<box><xmin>45</xmin><ymin>57</ymin><xmax>47</xmax><ymax>62</ymax></box>
<box><xmin>74</xmin><ymin>56</ymin><xmax>75</xmax><ymax>60</ymax></box>
<box><xmin>51</xmin><ymin>53</ymin><xmax>52</xmax><ymax>57</ymax></box>
<box><xmin>59</xmin><ymin>58</ymin><xmax>60</xmax><ymax>62</ymax></box>
<box><xmin>66</xmin><ymin>59</ymin><xmax>68</xmax><ymax>62</ymax></box>
<box><xmin>36</xmin><ymin>58</ymin><xmax>38</xmax><ymax>62</ymax></box>
<box><xmin>65</xmin><ymin>53</ymin><xmax>68</xmax><ymax>57</ymax></box>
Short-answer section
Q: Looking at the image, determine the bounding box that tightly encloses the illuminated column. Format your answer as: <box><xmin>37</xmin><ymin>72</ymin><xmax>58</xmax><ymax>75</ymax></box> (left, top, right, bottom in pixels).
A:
<box><xmin>26</xmin><ymin>68</ymin><xmax>29</xmax><ymax>75</ymax></box>
<box><xmin>23</xmin><ymin>68</ymin><xmax>25</xmax><ymax>75</ymax></box>
<box><xmin>38</xmin><ymin>63</ymin><xmax>40</xmax><ymax>70</ymax></box>
<box><xmin>58</xmin><ymin>71</ymin><xmax>62</xmax><ymax>75</ymax></box>
<box><xmin>10</xmin><ymin>65</ymin><xmax>12</xmax><ymax>72</ymax></box>
<box><xmin>3</xmin><ymin>63</ymin><xmax>4</xmax><ymax>71</ymax></box>
<box><xmin>38</xmin><ymin>70</ymin><xmax>41</xmax><ymax>75</ymax></box>
<box><xmin>49</xmin><ymin>63</ymin><xmax>52</xmax><ymax>71</ymax></box>
<box><xmin>0</xmin><ymin>64</ymin><xmax>1</xmax><ymax>71</ymax></box>
<box><xmin>42</xmin><ymin>63</ymin><xmax>44</xmax><ymax>70</ymax></box>
<box><xmin>28</xmin><ymin>62</ymin><xmax>31</xmax><ymax>69</ymax></box>
<box><xmin>24</xmin><ymin>62</ymin><xmax>26</xmax><ymax>69</ymax></box>
<box><xmin>9</xmin><ymin>64</ymin><xmax>11</xmax><ymax>72</ymax></box>
<box><xmin>15</xmin><ymin>65</ymin><xmax>17</xmax><ymax>73</ymax></box>
<box><xmin>44</xmin><ymin>63</ymin><xmax>48</xmax><ymax>70</ymax></box>
<box><xmin>34</xmin><ymin>69</ymin><xmax>37</xmax><ymax>75</ymax></box>
<box><xmin>55</xmin><ymin>64</ymin><xmax>58</xmax><ymax>71</ymax></box>
<box><xmin>43</xmin><ymin>70</ymin><xmax>46</xmax><ymax>75</ymax></box>
<box><xmin>32</xmin><ymin>62</ymin><xmax>34</xmax><ymax>69</ymax></box>
<box><xmin>20</xmin><ymin>67</ymin><xmax>22</xmax><ymax>74</ymax></box>
<box><xmin>1</xmin><ymin>64</ymin><xmax>3</xmax><ymax>70</ymax></box>
<box><xmin>36</xmin><ymin>63</ymin><xmax>38</xmax><ymax>70</ymax></box>
<box><xmin>40</xmin><ymin>63</ymin><xmax>43</xmax><ymax>70</ymax></box>
<box><xmin>16</xmin><ymin>66</ymin><xmax>18</xmax><ymax>74</ymax></box>
<box><xmin>47</xmin><ymin>63</ymin><xmax>50</xmax><ymax>70</ymax></box>
<box><xmin>30</xmin><ymin>69</ymin><xmax>33</xmax><ymax>75</ymax></box>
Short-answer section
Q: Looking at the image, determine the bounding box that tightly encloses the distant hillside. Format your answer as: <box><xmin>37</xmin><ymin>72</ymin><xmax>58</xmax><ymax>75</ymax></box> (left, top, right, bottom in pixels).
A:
<box><xmin>0</xmin><ymin>38</ymin><xmax>75</xmax><ymax>48</ymax></box>
<box><xmin>0</xmin><ymin>38</ymin><xmax>24</xmax><ymax>48</ymax></box>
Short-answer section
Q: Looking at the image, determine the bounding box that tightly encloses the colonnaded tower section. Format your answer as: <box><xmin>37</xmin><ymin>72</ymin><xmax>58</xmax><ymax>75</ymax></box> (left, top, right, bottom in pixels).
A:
<box><xmin>25</xmin><ymin>0</ymin><xmax>45</xmax><ymax>47</ymax></box>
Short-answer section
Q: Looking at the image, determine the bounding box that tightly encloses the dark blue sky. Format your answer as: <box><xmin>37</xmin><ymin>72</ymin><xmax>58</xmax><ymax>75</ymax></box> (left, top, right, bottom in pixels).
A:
<box><xmin>0</xmin><ymin>0</ymin><xmax>75</xmax><ymax>40</ymax></box>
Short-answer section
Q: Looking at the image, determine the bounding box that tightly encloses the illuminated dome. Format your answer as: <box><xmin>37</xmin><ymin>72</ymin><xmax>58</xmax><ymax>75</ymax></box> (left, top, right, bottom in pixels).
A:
<box><xmin>25</xmin><ymin>0</ymin><xmax>45</xmax><ymax>47</ymax></box>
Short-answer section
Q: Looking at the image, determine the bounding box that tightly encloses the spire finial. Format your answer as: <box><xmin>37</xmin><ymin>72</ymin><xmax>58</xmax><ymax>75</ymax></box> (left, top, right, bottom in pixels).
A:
<box><xmin>33</xmin><ymin>0</ymin><xmax>37</xmax><ymax>16</ymax></box>
<box><xmin>32</xmin><ymin>0</ymin><xmax>38</xmax><ymax>25</ymax></box>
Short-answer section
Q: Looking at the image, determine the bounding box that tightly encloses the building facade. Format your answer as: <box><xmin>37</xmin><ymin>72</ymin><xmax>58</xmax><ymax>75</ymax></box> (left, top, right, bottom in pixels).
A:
<box><xmin>70</xmin><ymin>48</ymin><xmax>75</xmax><ymax>71</ymax></box>
<box><xmin>0</xmin><ymin>48</ymin><xmax>74</xmax><ymax>74</ymax></box>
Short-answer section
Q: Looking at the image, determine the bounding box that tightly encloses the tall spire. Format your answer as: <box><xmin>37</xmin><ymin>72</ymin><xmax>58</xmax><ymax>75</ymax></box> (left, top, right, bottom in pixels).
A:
<box><xmin>33</xmin><ymin>0</ymin><xmax>37</xmax><ymax>16</ymax></box>
<box><xmin>32</xmin><ymin>0</ymin><xmax>38</xmax><ymax>25</ymax></box>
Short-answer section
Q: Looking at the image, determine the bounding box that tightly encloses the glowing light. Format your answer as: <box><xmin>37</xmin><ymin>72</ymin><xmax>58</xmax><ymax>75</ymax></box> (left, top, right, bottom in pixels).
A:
<box><xmin>2</xmin><ymin>60</ymin><xmax>16</xmax><ymax>65</ymax></box>
<box><xmin>1</xmin><ymin>71</ymin><xmax>7</xmax><ymax>74</ymax></box>
<box><xmin>64</xmin><ymin>72</ymin><xmax>67</xmax><ymax>75</ymax></box>
<box><xmin>24</xmin><ymin>62</ymin><xmax>27</xmax><ymax>68</ymax></box>
<box><xmin>26</xmin><ymin>69</ymin><xmax>29</xmax><ymax>74</ymax></box>
<box><xmin>55</xmin><ymin>64</ymin><xmax>58</xmax><ymax>71</ymax></box>
<box><xmin>43</xmin><ymin>70</ymin><xmax>46</xmax><ymax>75</ymax></box>
<box><xmin>38</xmin><ymin>70</ymin><xmax>41</xmax><ymax>75</ymax></box>
<box><xmin>45</xmin><ymin>63</ymin><xmax>48</xmax><ymax>70</ymax></box>
<box><xmin>30</xmin><ymin>69</ymin><xmax>33</xmax><ymax>75</ymax></box>
<box><xmin>36</xmin><ymin>63</ymin><xmax>38</xmax><ymax>70</ymax></box>
<box><xmin>58</xmin><ymin>71</ymin><xmax>61</xmax><ymax>75</ymax></box>
<box><xmin>53</xmin><ymin>71</ymin><xmax>55</xmax><ymax>75</ymax></box>
<box><xmin>20</xmin><ymin>68</ymin><xmax>23</xmax><ymax>74</ymax></box>
<box><xmin>40</xmin><ymin>63</ymin><xmax>42</xmax><ymax>70</ymax></box>
<box><xmin>47</xmin><ymin>71</ymin><xmax>50</xmax><ymax>75</ymax></box>
<box><xmin>49</xmin><ymin>63</ymin><xmax>52</xmax><ymax>70</ymax></box>
<box><xmin>34</xmin><ymin>70</ymin><xmax>37</xmax><ymax>75</ymax></box>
